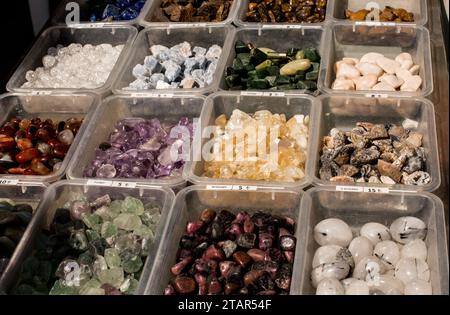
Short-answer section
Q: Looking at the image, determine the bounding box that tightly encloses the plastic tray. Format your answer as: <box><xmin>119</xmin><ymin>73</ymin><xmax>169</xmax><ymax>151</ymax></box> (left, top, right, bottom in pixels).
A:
<box><xmin>6</xmin><ymin>25</ymin><xmax>138</xmax><ymax>96</ymax></box>
<box><xmin>138</xmin><ymin>0</ymin><xmax>240</xmax><ymax>28</ymax></box>
<box><xmin>0</xmin><ymin>180</ymin><xmax>175</xmax><ymax>295</ymax></box>
<box><xmin>144</xmin><ymin>185</ymin><xmax>302</xmax><ymax>295</ymax></box>
<box><xmin>186</xmin><ymin>91</ymin><xmax>318</xmax><ymax>191</ymax></box>
<box><xmin>67</xmin><ymin>95</ymin><xmax>206</xmax><ymax>190</ymax></box>
<box><xmin>0</xmin><ymin>92</ymin><xmax>99</xmax><ymax>185</ymax></box>
<box><xmin>51</xmin><ymin>0</ymin><xmax>153</xmax><ymax>26</ymax></box>
<box><xmin>0</xmin><ymin>183</ymin><xmax>48</xmax><ymax>293</ymax></box>
<box><xmin>310</xmin><ymin>95</ymin><xmax>441</xmax><ymax>192</ymax></box>
<box><xmin>113</xmin><ymin>25</ymin><xmax>235</xmax><ymax>96</ymax></box>
<box><xmin>293</xmin><ymin>187</ymin><xmax>449</xmax><ymax>295</ymax></box>
<box><xmin>234</xmin><ymin>0</ymin><xmax>332</xmax><ymax>28</ymax></box>
<box><xmin>328</xmin><ymin>0</ymin><xmax>428</xmax><ymax>26</ymax></box>
<box><xmin>218</xmin><ymin>26</ymin><xmax>325</xmax><ymax>95</ymax></box>
<box><xmin>317</xmin><ymin>23</ymin><xmax>433</xmax><ymax>97</ymax></box>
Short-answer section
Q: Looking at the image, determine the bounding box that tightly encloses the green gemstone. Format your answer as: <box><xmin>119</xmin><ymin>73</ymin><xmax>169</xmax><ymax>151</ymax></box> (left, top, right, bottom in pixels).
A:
<box><xmin>304</xmin><ymin>47</ymin><xmax>320</xmax><ymax>62</ymax></box>
<box><xmin>265</xmin><ymin>76</ymin><xmax>277</xmax><ymax>86</ymax></box>
<box><xmin>225</xmin><ymin>74</ymin><xmax>240</xmax><ymax>88</ymax></box>
<box><xmin>274</xmin><ymin>75</ymin><xmax>291</xmax><ymax>86</ymax></box>
<box><xmin>49</xmin><ymin>280</ymin><xmax>79</xmax><ymax>295</ymax></box>
<box><xmin>113</xmin><ymin>214</ymin><xmax>142</xmax><ymax>231</ymax></box>
<box><xmin>122</xmin><ymin>256</ymin><xmax>143</xmax><ymax>274</ymax></box>
<box><xmin>237</xmin><ymin>53</ymin><xmax>251</xmax><ymax>67</ymax></box>
<box><xmin>81</xmin><ymin>213</ymin><xmax>102</xmax><ymax>230</ymax></box>
<box><xmin>105</xmin><ymin>248</ymin><xmax>122</xmax><ymax>268</ymax></box>
<box><xmin>69</xmin><ymin>230</ymin><xmax>89</xmax><ymax>251</ymax></box>
<box><xmin>235</xmin><ymin>40</ymin><xmax>250</xmax><ymax>54</ymax></box>
<box><xmin>94</xmin><ymin>205</ymin><xmax>111</xmax><ymax>221</ymax></box>
<box><xmin>101</xmin><ymin>222</ymin><xmax>118</xmax><ymax>239</ymax></box>
<box><xmin>122</xmin><ymin>197</ymin><xmax>144</xmax><ymax>215</ymax></box>
<box><xmin>86</xmin><ymin>229</ymin><xmax>101</xmax><ymax>242</ymax></box>
<box><xmin>120</xmin><ymin>277</ymin><xmax>140</xmax><ymax>295</ymax></box>
<box><xmin>306</xmin><ymin>70</ymin><xmax>319</xmax><ymax>81</ymax></box>
<box><xmin>97</xmin><ymin>268</ymin><xmax>124</xmax><ymax>288</ymax></box>
<box><xmin>266</xmin><ymin>66</ymin><xmax>280</xmax><ymax>76</ymax></box>
<box><xmin>247</xmin><ymin>79</ymin><xmax>269</xmax><ymax>89</ymax></box>
<box><xmin>108</xmin><ymin>200</ymin><xmax>124</xmax><ymax>219</ymax></box>
<box><xmin>134</xmin><ymin>225</ymin><xmax>154</xmax><ymax>240</ymax></box>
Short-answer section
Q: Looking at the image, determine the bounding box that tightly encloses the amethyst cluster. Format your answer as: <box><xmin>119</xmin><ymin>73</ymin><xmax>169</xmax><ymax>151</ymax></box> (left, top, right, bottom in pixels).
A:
<box><xmin>165</xmin><ymin>209</ymin><xmax>297</xmax><ymax>295</ymax></box>
<box><xmin>84</xmin><ymin>117</ymin><xmax>194</xmax><ymax>179</ymax></box>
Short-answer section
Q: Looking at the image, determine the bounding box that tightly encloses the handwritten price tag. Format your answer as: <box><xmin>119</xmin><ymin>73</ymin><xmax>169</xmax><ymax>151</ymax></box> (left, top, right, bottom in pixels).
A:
<box><xmin>0</xmin><ymin>179</ymin><xmax>19</xmax><ymax>185</ymax></box>
<box><xmin>111</xmin><ymin>181</ymin><xmax>137</xmax><ymax>188</ymax></box>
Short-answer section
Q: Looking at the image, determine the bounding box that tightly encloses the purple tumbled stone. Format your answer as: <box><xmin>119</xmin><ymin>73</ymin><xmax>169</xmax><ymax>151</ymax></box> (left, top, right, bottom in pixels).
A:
<box><xmin>84</xmin><ymin>116</ymin><xmax>193</xmax><ymax>180</ymax></box>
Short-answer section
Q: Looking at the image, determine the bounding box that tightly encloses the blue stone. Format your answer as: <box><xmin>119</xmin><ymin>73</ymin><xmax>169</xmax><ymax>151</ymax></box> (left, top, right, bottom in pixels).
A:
<box><xmin>115</xmin><ymin>0</ymin><xmax>132</xmax><ymax>9</ymax></box>
<box><xmin>120</xmin><ymin>7</ymin><xmax>139</xmax><ymax>20</ymax></box>
<box><xmin>90</xmin><ymin>14</ymin><xmax>97</xmax><ymax>22</ymax></box>
<box><xmin>133</xmin><ymin>0</ymin><xmax>146</xmax><ymax>11</ymax></box>
<box><xmin>102</xmin><ymin>4</ymin><xmax>121</xmax><ymax>20</ymax></box>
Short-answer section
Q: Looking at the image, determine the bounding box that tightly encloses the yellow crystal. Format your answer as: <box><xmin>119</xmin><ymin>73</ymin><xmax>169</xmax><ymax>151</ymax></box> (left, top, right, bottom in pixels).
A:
<box><xmin>203</xmin><ymin>109</ymin><xmax>309</xmax><ymax>182</ymax></box>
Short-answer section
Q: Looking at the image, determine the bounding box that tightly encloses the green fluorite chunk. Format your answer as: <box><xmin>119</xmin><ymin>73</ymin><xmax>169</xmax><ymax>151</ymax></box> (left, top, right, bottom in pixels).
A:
<box><xmin>122</xmin><ymin>256</ymin><xmax>143</xmax><ymax>274</ymax></box>
<box><xmin>97</xmin><ymin>268</ymin><xmax>124</xmax><ymax>288</ymax></box>
<box><xmin>101</xmin><ymin>222</ymin><xmax>118</xmax><ymax>239</ymax></box>
<box><xmin>113</xmin><ymin>214</ymin><xmax>142</xmax><ymax>231</ymax></box>
<box><xmin>49</xmin><ymin>280</ymin><xmax>79</xmax><ymax>295</ymax></box>
<box><xmin>81</xmin><ymin>213</ymin><xmax>102</xmax><ymax>230</ymax></box>
<box><xmin>105</xmin><ymin>248</ymin><xmax>121</xmax><ymax>268</ymax></box>
<box><xmin>122</xmin><ymin>197</ymin><xmax>144</xmax><ymax>215</ymax></box>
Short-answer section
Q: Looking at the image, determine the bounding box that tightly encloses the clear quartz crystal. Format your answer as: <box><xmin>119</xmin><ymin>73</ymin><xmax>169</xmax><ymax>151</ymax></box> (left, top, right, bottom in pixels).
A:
<box><xmin>21</xmin><ymin>43</ymin><xmax>124</xmax><ymax>89</ymax></box>
<box><xmin>203</xmin><ymin>110</ymin><xmax>309</xmax><ymax>182</ymax></box>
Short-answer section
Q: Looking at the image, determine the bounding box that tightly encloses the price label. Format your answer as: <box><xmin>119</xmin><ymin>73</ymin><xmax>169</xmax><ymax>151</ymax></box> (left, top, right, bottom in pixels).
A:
<box><xmin>241</xmin><ymin>91</ymin><xmax>285</xmax><ymax>97</ymax></box>
<box><xmin>231</xmin><ymin>185</ymin><xmax>258</xmax><ymax>191</ymax></box>
<box><xmin>364</xmin><ymin>187</ymin><xmax>390</xmax><ymax>194</ymax></box>
<box><xmin>336</xmin><ymin>186</ymin><xmax>364</xmax><ymax>192</ymax></box>
<box><xmin>262</xmin><ymin>25</ymin><xmax>303</xmax><ymax>29</ymax></box>
<box><xmin>355</xmin><ymin>21</ymin><xmax>395</xmax><ymax>26</ymax></box>
<box><xmin>30</xmin><ymin>91</ymin><xmax>52</xmax><ymax>96</ymax></box>
<box><xmin>206</xmin><ymin>185</ymin><xmax>233</xmax><ymax>190</ymax></box>
<box><xmin>365</xmin><ymin>93</ymin><xmax>389</xmax><ymax>98</ymax></box>
<box><xmin>155</xmin><ymin>93</ymin><xmax>174</xmax><ymax>98</ymax></box>
<box><xmin>111</xmin><ymin>181</ymin><xmax>137</xmax><ymax>188</ymax></box>
<box><xmin>86</xmin><ymin>180</ymin><xmax>112</xmax><ymax>187</ymax></box>
<box><xmin>0</xmin><ymin>179</ymin><xmax>19</xmax><ymax>186</ymax></box>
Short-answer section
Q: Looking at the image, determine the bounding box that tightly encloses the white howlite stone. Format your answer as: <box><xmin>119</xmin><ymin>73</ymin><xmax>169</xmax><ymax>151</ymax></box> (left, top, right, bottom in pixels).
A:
<box><xmin>132</xmin><ymin>64</ymin><xmax>149</xmax><ymax>79</ymax></box>
<box><xmin>205</xmin><ymin>45</ymin><xmax>223</xmax><ymax>60</ymax></box>
<box><xmin>22</xmin><ymin>43</ymin><xmax>123</xmax><ymax>89</ymax></box>
<box><xmin>193</xmin><ymin>46</ymin><xmax>207</xmax><ymax>56</ymax></box>
<box><xmin>156</xmin><ymin>80</ymin><xmax>171</xmax><ymax>89</ymax></box>
<box><xmin>402</xmin><ymin>118</ymin><xmax>419</xmax><ymax>130</ymax></box>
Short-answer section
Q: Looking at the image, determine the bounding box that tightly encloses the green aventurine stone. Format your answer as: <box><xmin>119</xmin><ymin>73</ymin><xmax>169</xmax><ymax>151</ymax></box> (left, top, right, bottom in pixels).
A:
<box><xmin>304</xmin><ymin>48</ymin><xmax>320</xmax><ymax>62</ymax></box>
<box><xmin>237</xmin><ymin>53</ymin><xmax>251</xmax><ymax>66</ymax></box>
<box><xmin>255</xmin><ymin>69</ymin><xmax>269</xmax><ymax>79</ymax></box>
<box><xmin>49</xmin><ymin>280</ymin><xmax>79</xmax><ymax>295</ymax></box>
<box><xmin>311</xmin><ymin>62</ymin><xmax>320</xmax><ymax>72</ymax></box>
<box><xmin>265</xmin><ymin>76</ymin><xmax>277</xmax><ymax>86</ymax></box>
<box><xmin>275</xmin><ymin>75</ymin><xmax>291</xmax><ymax>86</ymax></box>
<box><xmin>232</xmin><ymin>58</ymin><xmax>244</xmax><ymax>72</ymax></box>
<box><xmin>86</xmin><ymin>229</ymin><xmax>101</xmax><ymax>242</ymax></box>
<box><xmin>80</xmin><ymin>279</ymin><xmax>102</xmax><ymax>295</ymax></box>
<box><xmin>81</xmin><ymin>288</ymin><xmax>105</xmax><ymax>295</ymax></box>
<box><xmin>78</xmin><ymin>251</ymin><xmax>95</xmax><ymax>266</ymax></box>
<box><xmin>122</xmin><ymin>197</ymin><xmax>144</xmax><ymax>215</ymax></box>
<box><xmin>122</xmin><ymin>256</ymin><xmax>143</xmax><ymax>274</ymax></box>
<box><xmin>97</xmin><ymin>268</ymin><xmax>124</xmax><ymax>288</ymax></box>
<box><xmin>297</xmin><ymin>80</ymin><xmax>317</xmax><ymax>90</ymax></box>
<box><xmin>247</xmin><ymin>79</ymin><xmax>269</xmax><ymax>89</ymax></box>
<box><xmin>81</xmin><ymin>213</ymin><xmax>102</xmax><ymax>230</ymax></box>
<box><xmin>113</xmin><ymin>214</ymin><xmax>142</xmax><ymax>231</ymax></box>
<box><xmin>225</xmin><ymin>74</ymin><xmax>240</xmax><ymax>88</ymax></box>
<box><xmin>235</xmin><ymin>40</ymin><xmax>250</xmax><ymax>54</ymax></box>
<box><xmin>247</xmin><ymin>70</ymin><xmax>258</xmax><ymax>79</ymax></box>
<box><xmin>120</xmin><ymin>277</ymin><xmax>140</xmax><ymax>295</ymax></box>
<box><xmin>105</xmin><ymin>248</ymin><xmax>122</xmax><ymax>268</ymax></box>
<box><xmin>266</xmin><ymin>66</ymin><xmax>280</xmax><ymax>76</ymax></box>
<box><xmin>101</xmin><ymin>222</ymin><xmax>118</xmax><ymax>239</ymax></box>
<box><xmin>306</xmin><ymin>71</ymin><xmax>319</xmax><ymax>81</ymax></box>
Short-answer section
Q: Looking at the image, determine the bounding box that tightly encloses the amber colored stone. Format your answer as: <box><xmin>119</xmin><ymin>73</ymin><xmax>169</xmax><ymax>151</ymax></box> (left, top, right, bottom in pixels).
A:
<box><xmin>173</xmin><ymin>276</ymin><xmax>197</xmax><ymax>294</ymax></box>
<box><xmin>31</xmin><ymin>158</ymin><xmax>51</xmax><ymax>175</ymax></box>
<box><xmin>23</xmin><ymin>168</ymin><xmax>37</xmax><ymax>175</ymax></box>
<box><xmin>15</xmin><ymin>148</ymin><xmax>40</xmax><ymax>164</ymax></box>
<box><xmin>52</xmin><ymin>143</ymin><xmax>69</xmax><ymax>159</ymax></box>
<box><xmin>0</xmin><ymin>137</ymin><xmax>15</xmax><ymax>152</ymax></box>
<box><xmin>36</xmin><ymin>128</ymin><xmax>51</xmax><ymax>142</ymax></box>
<box><xmin>7</xmin><ymin>167</ymin><xmax>26</xmax><ymax>175</ymax></box>
<box><xmin>19</xmin><ymin>119</ymin><xmax>31</xmax><ymax>130</ymax></box>
<box><xmin>17</xmin><ymin>138</ymin><xmax>33</xmax><ymax>151</ymax></box>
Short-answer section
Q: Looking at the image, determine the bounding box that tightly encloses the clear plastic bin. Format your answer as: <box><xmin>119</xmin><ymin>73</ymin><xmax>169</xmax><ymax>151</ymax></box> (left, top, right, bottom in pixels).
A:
<box><xmin>144</xmin><ymin>185</ymin><xmax>302</xmax><ymax>295</ymax></box>
<box><xmin>186</xmin><ymin>91</ymin><xmax>318</xmax><ymax>190</ymax></box>
<box><xmin>234</xmin><ymin>0</ymin><xmax>332</xmax><ymax>27</ymax></box>
<box><xmin>0</xmin><ymin>180</ymin><xmax>175</xmax><ymax>294</ymax></box>
<box><xmin>6</xmin><ymin>26</ymin><xmax>138</xmax><ymax>96</ymax></box>
<box><xmin>309</xmin><ymin>95</ymin><xmax>441</xmax><ymax>192</ymax></box>
<box><xmin>0</xmin><ymin>183</ymin><xmax>48</xmax><ymax>293</ymax></box>
<box><xmin>67</xmin><ymin>95</ymin><xmax>205</xmax><ymax>189</ymax></box>
<box><xmin>113</xmin><ymin>25</ymin><xmax>235</xmax><ymax>96</ymax></box>
<box><xmin>138</xmin><ymin>0</ymin><xmax>239</xmax><ymax>27</ymax></box>
<box><xmin>318</xmin><ymin>23</ymin><xmax>433</xmax><ymax>97</ymax></box>
<box><xmin>52</xmin><ymin>0</ymin><xmax>153</xmax><ymax>26</ymax></box>
<box><xmin>293</xmin><ymin>188</ymin><xmax>449</xmax><ymax>295</ymax></box>
<box><xmin>0</xmin><ymin>92</ymin><xmax>99</xmax><ymax>184</ymax></box>
<box><xmin>218</xmin><ymin>26</ymin><xmax>324</xmax><ymax>94</ymax></box>
<box><xmin>328</xmin><ymin>0</ymin><xmax>428</xmax><ymax>26</ymax></box>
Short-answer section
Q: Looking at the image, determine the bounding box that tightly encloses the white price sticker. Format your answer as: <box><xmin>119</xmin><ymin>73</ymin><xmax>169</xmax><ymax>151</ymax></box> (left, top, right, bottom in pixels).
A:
<box><xmin>336</xmin><ymin>186</ymin><xmax>364</xmax><ymax>192</ymax></box>
<box><xmin>86</xmin><ymin>180</ymin><xmax>112</xmax><ymax>187</ymax></box>
<box><xmin>30</xmin><ymin>91</ymin><xmax>51</xmax><ymax>96</ymax></box>
<box><xmin>231</xmin><ymin>185</ymin><xmax>258</xmax><ymax>191</ymax></box>
<box><xmin>262</xmin><ymin>25</ymin><xmax>302</xmax><ymax>29</ymax></box>
<box><xmin>365</xmin><ymin>93</ymin><xmax>389</xmax><ymax>98</ymax></box>
<box><xmin>0</xmin><ymin>179</ymin><xmax>19</xmax><ymax>186</ymax></box>
<box><xmin>363</xmin><ymin>187</ymin><xmax>390</xmax><ymax>194</ymax></box>
<box><xmin>111</xmin><ymin>181</ymin><xmax>137</xmax><ymax>188</ymax></box>
<box><xmin>206</xmin><ymin>185</ymin><xmax>233</xmax><ymax>190</ymax></box>
<box><xmin>355</xmin><ymin>21</ymin><xmax>396</xmax><ymax>26</ymax></box>
<box><xmin>240</xmin><ymin>91</ymin><xmax>285</xmax><ymax>97</ymax></box>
